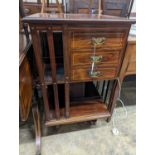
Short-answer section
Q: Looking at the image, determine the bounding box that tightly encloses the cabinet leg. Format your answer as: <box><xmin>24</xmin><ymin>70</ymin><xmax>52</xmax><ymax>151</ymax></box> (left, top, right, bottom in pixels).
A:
<box><xmin>32</xmin><ymin>106</ymin><xmax>41</xmax><ymax>155</ymax></box>
<box><xmin>106</xmin><ymin>117</ymin><xmax>111</xmax><ymax>122</ymax></box>
<box><xmin>107</xmin><ymin>80</ymin><xmax>119</xmax><ymax>122</ymax></box>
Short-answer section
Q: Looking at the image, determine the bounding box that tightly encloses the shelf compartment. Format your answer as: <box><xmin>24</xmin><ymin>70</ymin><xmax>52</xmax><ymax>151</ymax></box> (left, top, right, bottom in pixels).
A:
<box><xmin>48</xmin><ymin>84</ymin><xmax>65</xmax><ymax>110</ymax></box>
<box><xmin>39</xmin><ymin>31</ymin><xmax>65</xmax><ymax>84</ymax></box>
<box><xmin>45</xmin><ymin>100</ymin><xmax>110</xmax><ymax>126</ymax></box>
<box><xmin>70</xmin><ymin>81</ymin><xmax>101</xmax><ymax>102</ymax></box>
<box><xmin>44</xmin><ymin>64</ymin><xmax>65</xmax><ymax>84</ymax></box>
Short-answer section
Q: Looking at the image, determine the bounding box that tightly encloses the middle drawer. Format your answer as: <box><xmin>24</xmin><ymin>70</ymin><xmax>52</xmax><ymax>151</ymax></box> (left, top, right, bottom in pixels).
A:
<box><xmin>71</xmin><ymin>51</ymin><xmax>120</xmax><ymax>67</ymax></box>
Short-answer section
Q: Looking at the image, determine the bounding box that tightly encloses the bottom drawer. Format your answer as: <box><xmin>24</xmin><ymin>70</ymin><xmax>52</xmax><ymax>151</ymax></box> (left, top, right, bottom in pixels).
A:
<box><xmin>71</xmin><ymin>67</ymin><xmax>117</xmax><ymax>81</ymax></box>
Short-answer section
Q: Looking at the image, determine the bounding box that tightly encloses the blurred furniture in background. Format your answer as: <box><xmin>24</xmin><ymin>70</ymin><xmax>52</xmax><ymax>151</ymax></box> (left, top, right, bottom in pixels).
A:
<box><xmin>103</xmin><ymin>0</ymin><xmax>134</xmax><ymax>17</ymax></box>
<box><xmin>66</xmin><ymin>0</ymin><xmax>101</xmax><ymax>14</ymax></box>
<box><xmin>23</xmin><ymin>0</ymin><xmax>64</xmax><ymax>15</ymax></box>
<box><xmin>41</xmin><ymin>0</ymin><xmax>63</xmax><ymax>13</ymax></box>
<box><xmin>125</xmin><ymin>34</ymin><xmax>136</xmax><ymax>76</ymax></box>
<box><xmin>66</xmin><ymin>0</ymin><xmax>134</xmax><ymax>17</ymax></box>
<box><xmin>22</xmin><ymin>0</ymin><xmax>135</xmax><ymax>17</ymax></box>
<box><xmin>19</xmin><ymin>0</ymin><xmax>30</xmax><ymax>42</ymax></box>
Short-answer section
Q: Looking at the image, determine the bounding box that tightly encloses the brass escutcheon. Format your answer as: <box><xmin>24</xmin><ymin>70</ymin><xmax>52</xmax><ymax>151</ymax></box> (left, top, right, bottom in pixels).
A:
<box><xmin>88</xmin><ymin>71</ymin><xmax>102</xmax><ymax>78</ymax></box>
<box><xmin>90</xmin><ymin>55</ymin><xmax>103</xmax><ymax>63</ymax></box>
<box><xmin>91</xmin><ymin>37</ymin><xmax>106</xmax><ymax>46</ymax></box>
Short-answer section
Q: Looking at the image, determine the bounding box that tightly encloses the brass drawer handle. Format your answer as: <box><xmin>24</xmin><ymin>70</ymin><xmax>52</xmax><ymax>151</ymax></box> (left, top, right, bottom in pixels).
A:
<box><xmin>92</xmin><ymin>37</ymin><xmax>106</xmax><ymax>46</ymax></box>
<box><xmin>88</xmin><ymin>71</ymin><xmax>102</xmax><ymax>78</ymax></box>
<box><xmin>90</xmin><ymin>55</ymin><xmax>103</xmax><ymax>63</ymax></box>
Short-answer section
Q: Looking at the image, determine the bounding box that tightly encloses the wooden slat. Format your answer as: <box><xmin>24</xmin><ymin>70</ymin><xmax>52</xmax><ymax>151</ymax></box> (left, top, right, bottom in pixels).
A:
<box><xmin>101</xmin><ymin>80</ymin><xmax>105</xmax><ymax>96</ymax></box>
<box><xmin>65</xmin><ymin>82</ymin><xmax>70</xmax><ymax>118</ymax></box>
<box><xmin>96</xmin><ymin>81</ymin><xmax>100</xmax><ymax>90</ymax></box>
<box><xmin>47</xmin><ymin>29</ymin><xmax>60</xmax><ymax>119</ymax></box>
<box><xmin>53</xmin><ymin>84</ymin><xmax>60</xmax><ymax>118</ymax></box>
<box><xmin>31</xmin><ymin>28</ymin><xmax>50</xmax><ymax>120</ymax></box>
<box><xmin>63</xmin><ymin>25</ymin><xmax>71</xmax><ymax>117</ymax></box>
<box><xmin>103</xmin><ymin>80</ymin><xmax>110</xmax><ymax>103</ymax></box>
<box><xmin>47</xmin><ymin>29</ymin><xmax>57</xmax><ymax>82</ymax></box>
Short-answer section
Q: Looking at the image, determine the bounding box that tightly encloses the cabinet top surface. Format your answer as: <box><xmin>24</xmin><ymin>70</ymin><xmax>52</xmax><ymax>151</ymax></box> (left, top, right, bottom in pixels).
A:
<box><xmin>23</xmin><ymin>13</ymin><xmax>135</xmax><ymax>24</ymax></box>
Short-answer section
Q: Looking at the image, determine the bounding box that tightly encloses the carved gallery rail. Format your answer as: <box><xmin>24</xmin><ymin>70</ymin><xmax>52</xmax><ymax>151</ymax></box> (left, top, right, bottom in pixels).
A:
<box><xmin>22</xmin><ymin>13</ymin><xmax>135</xmax><ymax>126</ymax></box>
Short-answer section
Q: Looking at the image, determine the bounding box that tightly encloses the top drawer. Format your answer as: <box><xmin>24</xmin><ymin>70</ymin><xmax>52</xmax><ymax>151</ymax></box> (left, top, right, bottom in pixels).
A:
<box><xmin>69</xmin><ymin>30</ymin><xmax>126</xmax><ymax>50</ymax></box>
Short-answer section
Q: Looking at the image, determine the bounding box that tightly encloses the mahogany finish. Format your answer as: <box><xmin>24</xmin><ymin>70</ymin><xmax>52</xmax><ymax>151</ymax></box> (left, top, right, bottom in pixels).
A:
<box><xmin>22</xmin><ymin>13</ymin><xmax>135</xmax><ymax>126</ymax></box>
<box><xmin>23</xmin><ymin>2</ymin><xmax>64</xmax><ymax>15</ymax></box>
<box><xmin>71</xmin><ymin>51</ymin><xmax>120</xmax><ymax>67</ymax></box>
<box><xmin>19</xmin><ymin>57</ymin><xmax>33</xmax><ymax>121</ymax></box>
<box><xmin>71</xmin><ymin>67</ymin><xmax>117</xmax><ymax>81</ymax></box>
<box><xmin>69</xmin><ymin>31</ymin><xmax>125</xmax><ymax>50</ymax></box>
<box><xmin>22</xmin><ymin>13</ymin><xmax>135</xmax><ymax>23</ymax></box>
<box><xmin>19</xmin><ymin>34</ymin><xmax>32</xmax><ymax>121</ymax></box>
<box><xmin>45</xmin><ymin>100</ymin><xmax>110</xmax><ymax>126</ymax></box>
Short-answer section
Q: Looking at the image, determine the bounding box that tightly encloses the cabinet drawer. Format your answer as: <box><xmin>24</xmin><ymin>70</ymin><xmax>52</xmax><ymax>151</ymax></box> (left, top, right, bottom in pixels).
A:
<box><xmin>70</xmin><ymin>31</ymin><xmax>125</xmax><ymax>50</ymax></box>
<box><xmin>71</xmin><ymin>51</ymin><xmax>120</xmax><ymax>67</ymax></box>
<box><xmin>71</xmin><ymin>67</ymin><xmax>116</xmax><ymax>81</ymax></box>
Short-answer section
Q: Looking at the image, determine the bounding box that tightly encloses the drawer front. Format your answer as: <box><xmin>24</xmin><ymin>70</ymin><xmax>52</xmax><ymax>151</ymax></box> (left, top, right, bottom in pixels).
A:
<box><xmin>71</xmin><ymin>51</ymin><xmax>120</xmax><ymax>67</ymax></box>
<box><xmin>71</xmin><ymin>67</ymin><xmax>117</xmax><ymax>81</ymax></box>
<box><xmin>70</xmin><ymin>31</ymin><xmax>125</xmax><ymax>50</ymax></box>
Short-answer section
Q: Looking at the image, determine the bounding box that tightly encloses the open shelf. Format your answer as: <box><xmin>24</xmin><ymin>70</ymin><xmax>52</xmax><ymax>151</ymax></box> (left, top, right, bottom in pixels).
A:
<box><xmin>45</xmin><ymin>100</ymin><xmax>110</xmax><ymax>126</ymax></box>
<box><xmin>46</xmin><ymin>81</ymin><xmax>110</xmax><ymax>126</ymax></box>
<box><xmin>70</xmin><ymin>82</ymin><xmax>101</xmax><ymax>102</ymax></box>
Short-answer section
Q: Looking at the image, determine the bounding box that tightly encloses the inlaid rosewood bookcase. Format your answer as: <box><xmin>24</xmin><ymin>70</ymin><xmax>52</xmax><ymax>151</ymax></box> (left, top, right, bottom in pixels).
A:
<box><xmin>22</xmin><ymin>13</ymin><xmax>135</xmax><ymax>127</ymax></box>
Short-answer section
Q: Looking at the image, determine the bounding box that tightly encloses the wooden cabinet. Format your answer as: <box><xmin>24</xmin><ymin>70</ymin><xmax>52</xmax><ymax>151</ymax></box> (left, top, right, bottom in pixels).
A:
<box><xmin>23</xmin><ymin>13</ymin><xmax>135</xmax><ymax>126</ymax></box>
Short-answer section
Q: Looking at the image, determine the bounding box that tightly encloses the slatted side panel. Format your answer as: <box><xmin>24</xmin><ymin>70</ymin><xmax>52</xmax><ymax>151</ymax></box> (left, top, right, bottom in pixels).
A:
<box><xmin>95</xmin><ymin>79</ymin><xmax>116</xmax><ymax>107</ymax></box>
<box><xmin>31</xmin><ymin>29</ymin><xmax>51</xmax><ymax>121</ymax></box>
<box><xmin>36</xmin><ymin>28</ymin><xmax>69</xmax><ymax>120</ymax></box>
<box><xmin>47</xmin><ymin>29</ymin><xmax>60</xmax><ymax>119</ymax></box>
